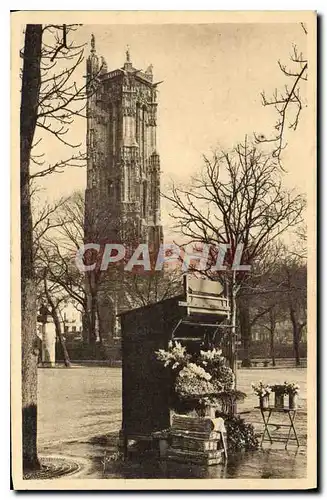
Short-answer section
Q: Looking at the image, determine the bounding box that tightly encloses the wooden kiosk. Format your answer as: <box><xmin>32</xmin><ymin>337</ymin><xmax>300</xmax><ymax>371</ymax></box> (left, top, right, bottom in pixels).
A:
<box><xmin>118</xmin><ymin>276</ymin><xmax>230</xmax><ymax>452</ymax></box>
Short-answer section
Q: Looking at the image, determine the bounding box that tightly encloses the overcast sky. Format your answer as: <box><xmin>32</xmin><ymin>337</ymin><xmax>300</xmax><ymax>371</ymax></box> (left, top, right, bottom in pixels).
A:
<box><xmin>31</xmin><ymin>21</ymin><xmax>311</xmax><ymax>235</ymax></box>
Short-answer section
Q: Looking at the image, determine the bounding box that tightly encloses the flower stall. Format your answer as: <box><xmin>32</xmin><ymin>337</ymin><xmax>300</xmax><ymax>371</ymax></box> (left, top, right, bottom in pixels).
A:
<box><xmin>118</xmin><ymin>276</ymin><xmax>231</xmax><ymax>459</ymax></box>
<box><xmin>154</xmin><ymin>341</ymin><xmax>256</xmax><ymax>463</ymax></box>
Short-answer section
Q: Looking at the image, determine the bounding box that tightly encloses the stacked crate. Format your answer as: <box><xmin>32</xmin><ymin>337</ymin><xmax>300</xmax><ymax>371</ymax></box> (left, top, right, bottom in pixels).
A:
<box><xmin>167</xmin><ymin>414</ymin><xmax>227</xmax><ymax>465</ymax></box>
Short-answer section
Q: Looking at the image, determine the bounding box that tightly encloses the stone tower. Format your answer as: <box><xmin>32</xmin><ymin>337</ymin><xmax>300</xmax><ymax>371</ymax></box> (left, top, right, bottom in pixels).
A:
<box><xmin>85</xmin><ymin>36</ymin><xmax>163</xmax><ymax>343</ymax></box>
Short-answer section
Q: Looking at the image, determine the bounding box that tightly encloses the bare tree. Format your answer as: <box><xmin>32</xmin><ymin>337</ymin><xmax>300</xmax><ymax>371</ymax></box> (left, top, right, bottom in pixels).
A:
<box><xmin>32</xmin><ymin>194</ymin><xmax>68</xmax><ymax>261</ymax></box>
<box><xmin>255</xmin><ymin>23</ymin><xmax>308</xmax><ymax>165</ymax></box>
<box><xmin>32</xmin><ymin>196</ymin><xmax>72</xmax><ymax>367</ymax></box>
<box><xmin>239</xmin><ymin>242</ymin><xmax>286</xmax><ymax>364</ymax></box>
<box><xmin>281</xmin><ymin>255</ymin><xmax>307</xmax><ymax>366</ymax></box>
<box><xmin>124</xmin><ymin>268</ymin><xmax>184</xmax><ymax>309</ymax></box>
<box><xmin>30</xmin><ymin>24</ymin><xmax>91</xmax><ymax>179</ymax></box>
<box><xmin>50</xmin><ymin>191</ymin><xmax>112</xmax><ymax>344</ymax></box>
<box><xmin>21</xmin><ymin>24</ymin><xmax>43</xmax><ymax>471</ymax></box>
<box><xmin>165</xmin><ymin>139</ymin><xmax>305</xmax><ymax>369</ymax></box>
<box><xmin>20</xmin><ymin>24</ymin><xmax>99</xmax><ymax>471</ymax></box>
<box><xmin>38</xmin><ymin>192</ymin><xmax>183</xmax><ymax>344</ymax></box>
<box><xmin>36</xmin><ymin>191</ymin><xmax>121</xmax><ymax>345</ymax></box>
<box><xmin>249</xmin><ymin>276</ymin><xmax>286</xmax><ymax>367</ymax></box>
<box><xmin>246</xmin><ymin>240</ymin><xmax>306</xmax><ymax>366</ymax></box>
<box><xmin>36</xmin><ymin>195</ymin><xmax>90</xmax><ymax>341</ymax></box>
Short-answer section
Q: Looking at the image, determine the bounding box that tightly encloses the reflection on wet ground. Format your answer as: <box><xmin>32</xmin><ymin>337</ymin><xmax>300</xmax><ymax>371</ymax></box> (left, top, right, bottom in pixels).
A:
<box><xmin>38</xmin><ymin>367</ymin><xmax>307</xmax><ymax>479</ymax></box>
<box><xmin>99</xmin><ymin>448</ymin><xmax>306</xmax><ymax>480</ymax></box>
<box><xmin>41</xmin><ymin>431</ymin><xmax>306</xmax><ymax>479</ymax></box>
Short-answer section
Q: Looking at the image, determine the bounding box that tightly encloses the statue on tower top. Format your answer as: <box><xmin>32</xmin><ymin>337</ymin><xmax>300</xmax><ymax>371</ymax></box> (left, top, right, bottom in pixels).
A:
<box><xmin>123</xmin><ymin>45</ymin><xmax>133</xmax><ymax>71</ymax></box>
<box><xmin>91</xmin><ymin>33</ymin><xmax>96</xmax><ymax>53</ymax></box>
<box><xmin>87</xmin><ymin>33</ymin><xmax>99</xmax><ymax>82</ymax></box>
<box><xmin>126</xmin><ymin>45</ymin><xmax>131</xmax><ymax>63</ymax></box>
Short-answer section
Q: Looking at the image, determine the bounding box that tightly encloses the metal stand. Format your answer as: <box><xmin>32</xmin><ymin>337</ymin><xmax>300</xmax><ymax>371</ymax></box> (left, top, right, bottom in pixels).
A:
<box><xmin>256</xmin><ymin>407</ymin><xmax>300</xmax><ymax>450</ymax></box>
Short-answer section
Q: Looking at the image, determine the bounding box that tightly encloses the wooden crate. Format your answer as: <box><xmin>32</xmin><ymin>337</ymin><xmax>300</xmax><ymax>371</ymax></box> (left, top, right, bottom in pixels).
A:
<box><xmin>167</xmin><ymin>448</ymin><xmax>224</xmax><ymax>465</ymax></box>
<box><xmin>171</xmin><ymin>414</ymin><xmax>215</xmax><ymax>434</ymax></box>
<box><xmin>171</xmin><ymin>434</ymin><xmax>221</xmax><ymax>452</ymax></box>
<box><xmin>167</xmin><ymin>414</ymin><xmax>227</xmax><ymax>465</ymax></box>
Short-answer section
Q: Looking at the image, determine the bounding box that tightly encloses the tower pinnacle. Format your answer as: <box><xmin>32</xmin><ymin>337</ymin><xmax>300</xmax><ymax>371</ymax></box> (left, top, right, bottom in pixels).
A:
<box><xmin>87</xmin><ymin>33</ymin><xmax>99</xmax><ymax>80</ymax></box>
<box><xmin>145</xmin><ymin>64</ymin><xmax>153</xmax><ymax>80</ymax></box>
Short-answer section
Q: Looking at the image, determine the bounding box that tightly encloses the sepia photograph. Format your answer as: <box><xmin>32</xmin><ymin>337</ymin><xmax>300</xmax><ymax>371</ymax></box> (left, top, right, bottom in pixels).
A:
<box><xmin>11</xmin><ymin>10</ymin><xmax>317</xmax><ymax>490</ymax></box>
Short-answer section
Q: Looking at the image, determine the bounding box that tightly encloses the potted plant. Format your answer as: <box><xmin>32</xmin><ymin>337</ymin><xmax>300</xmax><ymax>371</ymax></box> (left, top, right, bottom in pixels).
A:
<box><xmin>271</xmin><ymin>384</ymin><xmax>287</xmax><ymax>408</ymax></box>
<box><xmin>215</xmin><ymin>389</ymin><xmax>247</xmax><ymax>416</ymax></box>
<box><xmin>251</xmin><ymin>381</ymin><xmax>271</xmax><ymax>409</ymax></box>
<box><xmin>284</xmin><ymin>382</ymin><xmax>300</xmax><ymax>409</ymax></box>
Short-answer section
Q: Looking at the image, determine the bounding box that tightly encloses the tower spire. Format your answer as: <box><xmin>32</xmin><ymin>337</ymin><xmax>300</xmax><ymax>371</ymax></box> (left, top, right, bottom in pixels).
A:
<box><xmin>145</xmin><ymin>63</ymin><xmax>153</xmax><ymax>81</ymax></box>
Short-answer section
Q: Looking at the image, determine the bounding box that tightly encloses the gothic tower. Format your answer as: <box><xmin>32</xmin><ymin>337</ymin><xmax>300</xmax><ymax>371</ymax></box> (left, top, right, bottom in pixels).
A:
<box><xmin>85</xmin><ymin>36</ymin><xmax>163</xmax><ymax>343</ymax></box>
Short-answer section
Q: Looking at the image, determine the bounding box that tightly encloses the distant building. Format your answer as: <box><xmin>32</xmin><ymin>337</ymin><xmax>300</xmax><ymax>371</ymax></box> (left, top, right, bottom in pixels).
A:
<box><xmin>61</xmin><ymin>301</ymin><xmax>83</xmax><ymax>340</ymax></box>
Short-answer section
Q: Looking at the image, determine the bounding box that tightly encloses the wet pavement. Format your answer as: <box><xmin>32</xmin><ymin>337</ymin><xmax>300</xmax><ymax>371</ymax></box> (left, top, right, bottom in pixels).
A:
<box><xmin>37</xmin><ymin>366</ymin><xmax>307</xmax><ymax>479</ymax></box>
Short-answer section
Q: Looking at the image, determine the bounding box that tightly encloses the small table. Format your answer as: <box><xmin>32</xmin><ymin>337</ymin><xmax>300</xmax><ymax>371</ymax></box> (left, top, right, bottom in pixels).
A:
<box><xmin>255</xmin><ymin>407</ymin><xmax>301</xmax><ymax>449</ymax></box>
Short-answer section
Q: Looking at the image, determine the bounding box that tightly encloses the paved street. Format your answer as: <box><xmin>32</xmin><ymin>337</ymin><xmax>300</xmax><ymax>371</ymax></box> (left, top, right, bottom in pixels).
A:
<box><xmin>37</xmin><ymin>366</ymin><xmax>307</xmax><ymax>479</ymax></box>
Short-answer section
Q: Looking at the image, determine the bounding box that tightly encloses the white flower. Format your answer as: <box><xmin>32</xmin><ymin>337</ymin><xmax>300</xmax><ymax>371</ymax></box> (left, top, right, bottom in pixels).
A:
<box><xmin>178</xmin><ymin>363</ymin><xmax>212</xmax><ymax>382</ymax></box>
<box><xmin>200</xmin><ymin>348</ymin><xmax>223</xmax><ymax>361</ymax></box>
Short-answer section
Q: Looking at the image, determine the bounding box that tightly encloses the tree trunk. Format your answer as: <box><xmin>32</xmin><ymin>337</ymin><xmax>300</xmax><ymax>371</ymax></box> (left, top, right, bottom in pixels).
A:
<box><xmin>96</xmin><ymin>302</ymin><xmax>103</xmax><ymax>344</ymax></box>
<box><xmin>82</xmin><ymin>312</ymin><xmax>91</xmax><ymax>344</ymax></box>
<box><xmin>269</xmin><ymin>329</ymin><xmax>276</xmax><ymax>367</ymax></box>
<box><xmin>89</xmin><ymin>293</ymin><xmax>97</xmax><ymax>345</ymax></box>
<box><xmin>294</xmin><ymin>326</ymin><xmax>300</xmax><ymax>367</ymax></box>
<box><xmin>228</xmin><ymin>278</ymin><xmax>237</xmax><ymax>373</ymax></box>
<box><xmin>53</xmin><ymin>311</ymin><xmax>71</xmax><ymax>367</ymax></box>
<box><xmin>239</xmin><ymin>298</ymin><xmax>252</xmax><ymax>367</ymax></box>
<box><xmin>43</xmin><ymin>270</ymin><xmax>71</xmax><ymax>368</ymax></box>
<box><xmin>290</xmin><ymin>306</ymin><xmax>301</xmax><ymax>367</ymax></box>
<box><xmin>228</xmin><ymin>273</ymin><xmax>238</xmax><ymax>415</ymax></box>
<box><xmin>269</xmin><ymin>309</ymin><xmax>276</xmax><ymax>367</ymax></box>
<box><xmin>86</xmin><ymin>270</ymin><xmax>98</xmax><ymax>346</ymax></box>
<box><xmin>20</xmin><ymin>24</ymin><xmax>42</xmax><ymax>471</ymax></box>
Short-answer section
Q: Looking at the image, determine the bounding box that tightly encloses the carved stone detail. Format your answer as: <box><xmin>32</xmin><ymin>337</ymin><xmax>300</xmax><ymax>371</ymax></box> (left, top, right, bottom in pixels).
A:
<box><xmin>85</xmin><ymin>46</ymin><xmax>163</xmax><ymax>342</ymax></box>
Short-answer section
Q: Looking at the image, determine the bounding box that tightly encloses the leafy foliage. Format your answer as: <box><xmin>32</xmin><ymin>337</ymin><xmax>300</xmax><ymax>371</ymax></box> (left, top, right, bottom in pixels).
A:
<box><xmin>221</xmin><ymin>414</ymin><xmax>259</xmax><ymax>453</ymax></box>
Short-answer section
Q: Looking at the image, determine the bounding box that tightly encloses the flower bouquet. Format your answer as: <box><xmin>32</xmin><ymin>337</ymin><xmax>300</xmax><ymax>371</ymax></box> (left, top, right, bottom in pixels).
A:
<box><xmin>284</xmin><ymin>382</ymin><xmax>300</xmax><ymax>409</ymax></box>
<box><xmin>251</xmin><ymin>381</ymin><xmax>272</xmax><ymax>409</ymax></box>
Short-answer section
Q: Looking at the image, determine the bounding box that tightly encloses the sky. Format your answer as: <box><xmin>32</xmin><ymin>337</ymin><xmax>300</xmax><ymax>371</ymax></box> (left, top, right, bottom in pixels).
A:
<box><xmin>31</xmin><ymin>21</ymin><xmax>311</xmax><ymax>236</ymax></box>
